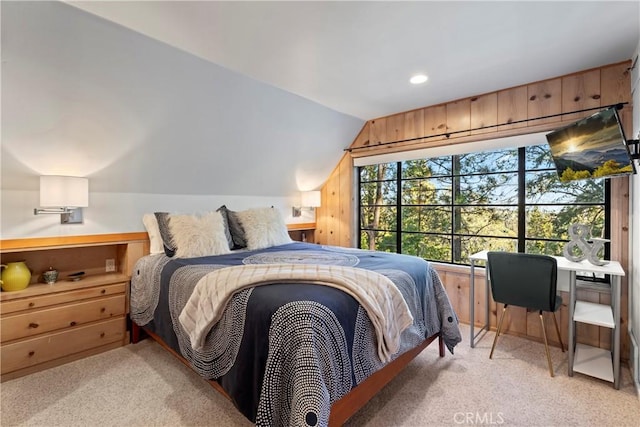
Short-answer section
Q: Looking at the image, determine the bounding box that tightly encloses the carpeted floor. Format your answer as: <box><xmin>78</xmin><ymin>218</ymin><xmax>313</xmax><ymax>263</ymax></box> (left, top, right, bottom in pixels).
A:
<box><xmin>1</xmin><ymin>324</ymin><xmax>638</xmax><ymax>426</ymax></box>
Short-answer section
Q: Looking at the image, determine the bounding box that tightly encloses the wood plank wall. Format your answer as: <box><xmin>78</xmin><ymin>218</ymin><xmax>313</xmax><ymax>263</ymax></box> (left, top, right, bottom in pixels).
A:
<box><xmin>316</xmin><ymin>153</ymin><xmax>354</xmax><ymax>247</ymax></box>
<box><xmin>316</xmin><ymin>60</ymin><xmax>632</xmax><ymax>358</ymax></box>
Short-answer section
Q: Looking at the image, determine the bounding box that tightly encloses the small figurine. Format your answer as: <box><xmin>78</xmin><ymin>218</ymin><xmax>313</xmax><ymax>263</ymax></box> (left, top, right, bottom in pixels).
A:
<box><xmin>563</xmin><ymin>224</ymin><xmax>609</xmax><ymax>266</ymax></box>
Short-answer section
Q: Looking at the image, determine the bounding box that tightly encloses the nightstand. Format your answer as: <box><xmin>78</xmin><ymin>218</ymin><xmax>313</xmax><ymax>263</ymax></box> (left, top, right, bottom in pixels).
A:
<box><xmin>287</xmin><ymin>223</ymin><xmax>316</xmax><ymax>243</ymax></box>
<box><xmin>0</xmin><ymin>233</ymin><xmax>147</xmax><ymax>381</ymax></box>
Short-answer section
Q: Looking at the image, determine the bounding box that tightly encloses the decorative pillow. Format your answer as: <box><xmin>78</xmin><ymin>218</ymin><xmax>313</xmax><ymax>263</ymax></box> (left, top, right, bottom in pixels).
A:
<box><xmin>169</xmin><ymin>211</ymin><xmax>231</xmax><ymax>258</ymax></box>
<box><xmin>218</xmin><ymin>205</ymin><xmax>247</xmax><ymax>249</ymax></box>
<box><xmin>216</xmin><ymin>205</ymin><xmax>234</xmax><ymax>250</ymax></box>
<box><xmin>154</xmin><ymin>212</ymin><xmax>176</xmax><ymax>257</ymax></box>
<box><xmin>236</xmin><ymin>207</ymin><xmax>292</xmax><ymax>250</ymax></box>
<box><xmin>142</xmin><ymin>213</ymin><xmax>164</xmax><ymax>255</ymax></box>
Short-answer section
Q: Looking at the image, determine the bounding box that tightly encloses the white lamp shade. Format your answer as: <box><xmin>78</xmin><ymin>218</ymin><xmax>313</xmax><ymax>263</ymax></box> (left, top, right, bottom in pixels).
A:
<box><xmin>301</xmin><ymin>190</ymin><xmax>321</xmax><ymax>208</ymax></box>
<box><xmin>39</xmin><ymin>176</ymin><xmax>89</xmax><ymax>208</ymax></box>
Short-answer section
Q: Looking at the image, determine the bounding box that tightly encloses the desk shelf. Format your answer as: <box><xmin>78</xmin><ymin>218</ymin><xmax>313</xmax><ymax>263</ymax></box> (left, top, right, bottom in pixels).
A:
<box><xmin>568</xmin><ymin>270</ymin><xmax>623</xmax><ymax>389</ymax></box>
<box><xmin>573</xmin><ymin>301</ymin><xmax>615</xmax><ymax>328</ymax></box>
<box><xmin>573</xmin><ymin>343</ymin><xmax>614</xmax><ymax>383</ymax></box>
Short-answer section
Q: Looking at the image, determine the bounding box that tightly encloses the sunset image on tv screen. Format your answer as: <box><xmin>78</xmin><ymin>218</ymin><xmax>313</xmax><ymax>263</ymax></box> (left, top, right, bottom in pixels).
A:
<box><xmin>546</xmin><ymin>108</ymin><xmax>634</xmax><ymax>182</ymax></box>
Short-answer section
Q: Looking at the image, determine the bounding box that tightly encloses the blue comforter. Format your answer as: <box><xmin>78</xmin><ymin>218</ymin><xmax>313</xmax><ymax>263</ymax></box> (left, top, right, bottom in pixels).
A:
<box><xmin>130</xmin><ymin>242</ymin><xmax>461</xmax><ymax>426</ymax></box>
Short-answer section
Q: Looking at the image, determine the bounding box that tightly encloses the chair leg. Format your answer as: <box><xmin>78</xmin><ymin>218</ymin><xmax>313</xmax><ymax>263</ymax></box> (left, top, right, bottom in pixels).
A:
<box><xmin>551</xmin><ymin>311</ymin><xmax>565</xmax><ymax>352</ymax></box>
<box><xmin>540</xmin><ymin>311</ymin><xmax>554</xmax><ymax>377</ymax></box>
<box><xmin>490</xmin><ymin>305</ymin><xmax>508</xmax><ymax>359</ymax></box>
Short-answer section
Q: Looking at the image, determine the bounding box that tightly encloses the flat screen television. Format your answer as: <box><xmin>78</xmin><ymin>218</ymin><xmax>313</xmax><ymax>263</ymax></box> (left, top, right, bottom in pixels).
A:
<box><xmin>546</xmin><ymin>107</ymin><xmax>636</xmax><ymax>182</ymax></box>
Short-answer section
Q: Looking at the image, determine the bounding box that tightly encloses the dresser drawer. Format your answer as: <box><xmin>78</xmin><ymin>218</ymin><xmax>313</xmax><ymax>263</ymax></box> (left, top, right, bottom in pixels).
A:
<box><xmin>1</xmin><ymin>294</ymin><xmax>125</xmax><ymax>342</ymax></box>
<box><xmin>0</xmin><ymin>283</ymin><xmax>126</xmax><ymax>315</ymax></box>
<box><xmin>0</xmin><ymin>317</ymin><xmax>125</xmax><ymax>374</ymax></box>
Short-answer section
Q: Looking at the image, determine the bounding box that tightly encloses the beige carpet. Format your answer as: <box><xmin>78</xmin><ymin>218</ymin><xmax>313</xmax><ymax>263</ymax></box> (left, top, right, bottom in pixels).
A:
<box><xmin>1</xmin><ymin>324</ymin><xmax>638</xmax><ymax>426</ymax></box>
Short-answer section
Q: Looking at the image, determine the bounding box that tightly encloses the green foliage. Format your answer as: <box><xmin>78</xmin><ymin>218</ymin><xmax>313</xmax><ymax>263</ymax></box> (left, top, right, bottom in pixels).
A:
<box><xmin>592</xmin><ymin>160</ymin><xmax>633</xmax><ymax>178</ymax></box>
<box><xmin>561</xmin><ymin>167</ymin><xmax>591</xmax><ymax>182</ymax></box>
<box><xmin>560</xmin><ymin>160</ymin><xmax>633</xmax><ymax>182</ymax></box>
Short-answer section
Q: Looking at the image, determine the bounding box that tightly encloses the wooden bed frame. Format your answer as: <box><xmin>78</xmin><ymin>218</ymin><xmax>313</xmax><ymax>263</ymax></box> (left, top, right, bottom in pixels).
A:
<box><xmin>131</xmin><ymin>322</ymin><xmax>444</xmax><ymax>426</ymax></box>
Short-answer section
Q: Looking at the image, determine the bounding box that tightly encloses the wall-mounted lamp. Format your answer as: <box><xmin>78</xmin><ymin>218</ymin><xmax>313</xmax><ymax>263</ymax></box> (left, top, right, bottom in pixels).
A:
<box><xmin>292</xmin><ymin>190</ymin><xmax>321</xmax><ymax>217</ymax></box>
<box><xmin>34</xmin><ymin>176</ymin><xmax>89</xmax><ymax>224</ymax></box>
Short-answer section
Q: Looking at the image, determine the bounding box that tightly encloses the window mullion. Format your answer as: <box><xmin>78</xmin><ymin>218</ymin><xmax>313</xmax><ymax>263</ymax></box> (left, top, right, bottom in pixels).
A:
<box><xmin>396</xmin><ymin>162</ymin><xmax>402</xmax><ymax>254</ymax></box>
<box><xmin>357</xmin><ymin>166</ymin><xmax>362</xmax><ymax>249</ymax></box>
<box><xmin>518</xmin><ymin>147</ymin><xmax>526</xmax><ymax>253</ymax></box>
<box><xmin>452</xmin><ymin>156</ymin><xmax>460</xmax><ymax>263</ymax></box>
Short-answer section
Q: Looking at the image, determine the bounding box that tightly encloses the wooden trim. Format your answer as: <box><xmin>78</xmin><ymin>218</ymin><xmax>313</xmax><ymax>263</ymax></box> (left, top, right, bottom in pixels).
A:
<box><xmin>0</xmin><ymin>232</ymin><xmax>149</xmax><ymax>252</ymax></box>
<box><xmin>349</xmin><ymin>120</ymin><xmax>561</xmax><ymax>158</ymax></box>
<box><xmin>286</xmin><ymin>222</ymin><xmax>316</xmax><ymax>231</ymax></box>
<box><xmin>328</xmin><ymin>333</ymin><xmax>441</xmax><ymax>426</ymax></box>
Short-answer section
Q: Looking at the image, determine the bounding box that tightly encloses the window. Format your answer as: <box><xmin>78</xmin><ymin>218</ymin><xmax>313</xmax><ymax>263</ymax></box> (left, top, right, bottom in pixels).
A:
<box><xmin>358</xmin><ymin>144</ymin><xmax>608</xmax><ymax>265</ymax></box>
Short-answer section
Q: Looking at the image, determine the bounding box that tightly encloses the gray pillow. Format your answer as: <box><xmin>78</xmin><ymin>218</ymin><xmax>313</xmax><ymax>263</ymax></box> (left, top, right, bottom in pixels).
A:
<box><xmin>154</xmin><ymin>212</ymin><xmax>176</xmax><ymax>257</ymax></box>
<box><xmin>218</xmin><ymin>205</ymin><xmax>246</xmax><ymax>249</ymax></box>
<box><xmin>216</xmin><ymin>205</ymin><xmax>234</xmax><ymax>249</ymax></box>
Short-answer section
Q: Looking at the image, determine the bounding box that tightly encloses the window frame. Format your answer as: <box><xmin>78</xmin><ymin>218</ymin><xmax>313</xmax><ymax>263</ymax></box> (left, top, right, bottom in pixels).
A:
<box><xmin>358</xmin><ymin>145</ymin><xmax>610</xmax><ymax>266</ymax></box>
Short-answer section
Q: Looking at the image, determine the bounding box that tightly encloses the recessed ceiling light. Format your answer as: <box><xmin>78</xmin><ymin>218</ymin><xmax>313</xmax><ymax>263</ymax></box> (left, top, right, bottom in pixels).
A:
<box><xmin>410</xmin><ymin>74</ymin><xmax>428</xmax><ymax>85</ymax></box>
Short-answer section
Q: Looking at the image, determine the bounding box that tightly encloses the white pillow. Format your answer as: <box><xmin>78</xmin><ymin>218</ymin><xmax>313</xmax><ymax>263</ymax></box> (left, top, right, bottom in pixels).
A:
<box><xmin>169</xmin><ymin>211</ymin><xmax>231</xmax><ymax>258</ymax></box>
<box><xmin>236</xmin><ymin>207</ymin><xmax>292</xmax><ymax>250</ymax></box>
<box><xmin>142</xmin><ymin>213</ymin><xmax>165</xmax><ymax>255</ymax></box>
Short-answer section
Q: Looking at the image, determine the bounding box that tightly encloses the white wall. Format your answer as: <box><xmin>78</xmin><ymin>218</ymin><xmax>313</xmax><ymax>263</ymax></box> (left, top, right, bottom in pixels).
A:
<box><xmin>0</xmin><ymin>1</ymin><xmax>362</xmax><ymax>238</ymax></box>
<box><xmin>629</xmin><ymin>37</ymin><xmax>640</xmax><ymax>393</ymax></box>
<box><xmin>1</xmin><ymin>190</ymin><xmax>316</xmax><ymax>239</ymax></box>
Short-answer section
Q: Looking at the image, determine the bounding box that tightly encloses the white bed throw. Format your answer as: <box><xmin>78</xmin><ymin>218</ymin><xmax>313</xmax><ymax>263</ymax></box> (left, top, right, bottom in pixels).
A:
<box><xmin>178</xmin><ymin>264</ymin><xmax>414</xmax><ymax>363</ymax></box>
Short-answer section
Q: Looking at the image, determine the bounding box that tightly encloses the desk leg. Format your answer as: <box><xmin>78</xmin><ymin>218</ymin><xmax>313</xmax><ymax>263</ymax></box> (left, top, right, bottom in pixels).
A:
<box><xmin>613</xmin><ymin>275</ymin><xmax>620</xmax><ymax>390</ymax></box>
<box><xmin>484</xmin><ymin>267</ymin><xmax>490</xmax><ymax>338</ymax></box>
<box><xmin>568</xmin><ymin>270</ymin><xmax>576</xmax><ymax>377</ymax></box>
<box><xmin>470</xmin><ymin>260</ymin><xmax>475</xmax><ymax>348</ymax></box>
<box><xmin>470</xmin><ymin>259</ymin><xmax>491</xmax><ymax>348</ymax></box>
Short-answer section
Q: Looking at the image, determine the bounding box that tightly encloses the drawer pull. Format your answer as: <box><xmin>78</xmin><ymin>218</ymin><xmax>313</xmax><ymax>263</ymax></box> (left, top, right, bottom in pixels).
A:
<box><xmin>28</xmin><ymin>351</ymin><xmax>35</xmax><ymax>357</ymax></box>
<box><xmin>101</xmin><ymin>307</ymin><xmax>106</xmax><ymax>313</ymax></box>
<box><xmin>28</xmin><ymin>302</ymin><xmax>35</xmax><ymax>307</ymax></box>
<box><xmin>70</xmin><ymin>321</ymin><xmax>77</xmax><ymax>326</ymax></box>
<box><xmin>101</xmin><ymin>289</ymin><xmax>106</xmax><ymax>294</ymax></box>
<box><xmin>28</xmin><ymin>323</ymin><xmax>39</xmax><ymax>329</ymax></box>
<box><xmin>100</xmin><ymin>332</ymin><xmax>105</xmax><ymax>338</ymax></box>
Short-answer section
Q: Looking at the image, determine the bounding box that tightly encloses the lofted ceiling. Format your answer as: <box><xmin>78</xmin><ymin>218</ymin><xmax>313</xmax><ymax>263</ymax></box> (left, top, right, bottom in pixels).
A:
<box><xmin>67</xmin><ymin>1</ymin><xmax>640</xmax><ymax>120</ymax></box>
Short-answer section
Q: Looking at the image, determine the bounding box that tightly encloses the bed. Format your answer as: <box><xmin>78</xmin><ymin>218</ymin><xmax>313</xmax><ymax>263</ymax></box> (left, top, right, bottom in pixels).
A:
<box><xmin>130</xmin><ymin>208</ymin><xmax>462</xmax><ymax>426</ymax></box>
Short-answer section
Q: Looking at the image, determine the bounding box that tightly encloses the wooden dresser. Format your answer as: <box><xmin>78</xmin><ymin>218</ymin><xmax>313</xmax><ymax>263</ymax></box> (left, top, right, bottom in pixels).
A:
<box><xmin>0</xmin><ymin>233</ymin><xmax>148</xmax><ymax>381</ymax></box>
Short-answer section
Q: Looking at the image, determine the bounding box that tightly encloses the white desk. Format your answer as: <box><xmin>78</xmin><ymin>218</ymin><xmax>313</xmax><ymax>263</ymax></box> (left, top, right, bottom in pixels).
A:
<box><xmin>468</xmin><ymin>250</ymin><xmax>625</xmax><ymax>389</ymax></box>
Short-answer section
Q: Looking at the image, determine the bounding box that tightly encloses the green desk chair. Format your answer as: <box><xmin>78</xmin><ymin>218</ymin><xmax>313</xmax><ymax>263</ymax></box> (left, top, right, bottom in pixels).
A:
<box><xmin>487</xmin><ymin>252</ymin><xmax>565</xmax><ymax>377</ymax></box>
